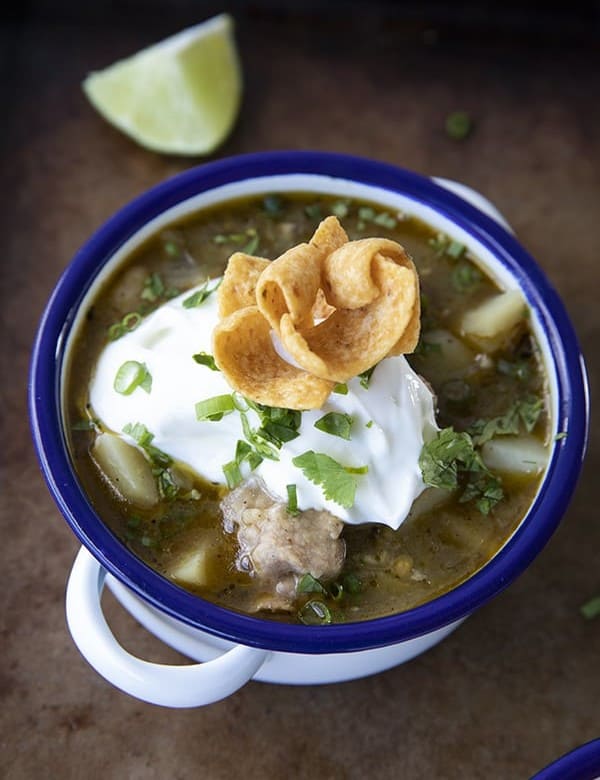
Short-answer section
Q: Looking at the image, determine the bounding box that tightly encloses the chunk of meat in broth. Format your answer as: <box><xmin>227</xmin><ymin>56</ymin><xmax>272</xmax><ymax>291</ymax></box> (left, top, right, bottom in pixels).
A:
<box><xmin>221</xmin><ymin>479</ymin><xmax>346</xmax><ymax>611</ymax></box>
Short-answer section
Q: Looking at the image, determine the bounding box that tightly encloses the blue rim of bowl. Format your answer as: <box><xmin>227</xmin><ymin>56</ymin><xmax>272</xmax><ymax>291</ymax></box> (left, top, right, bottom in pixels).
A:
<box><xmin>531</xmin><ymin>738</ymin><xmax>600</xmax><ymax>780</ymax></box>
<box><xmin>29</xmin><ymin>151</ymin><xmax>589</xmax><ymax>654</ymax></box>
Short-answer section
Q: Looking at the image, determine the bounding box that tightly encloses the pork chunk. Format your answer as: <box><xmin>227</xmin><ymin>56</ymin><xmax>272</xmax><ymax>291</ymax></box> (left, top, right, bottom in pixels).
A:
<box><xmin>221</xmin><ymin>479</ymin><xmax>345</xmax><ymax>612</ymax></box>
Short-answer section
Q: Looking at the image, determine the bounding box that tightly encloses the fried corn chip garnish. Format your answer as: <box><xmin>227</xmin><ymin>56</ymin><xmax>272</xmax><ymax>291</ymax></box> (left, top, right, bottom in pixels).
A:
<box><xmin>279</xmin><ymin>256</ymin><xmax>418</xmax><ymax>382</ymax></box>
<box><xmin>212</xmin><ymin>306</ymin><xmax>334</xmax><ymax>410</ymax></box>
<box><xmin>218</xmin><ymin>252</ymin><xmax>270</xmax><ymax>318</ymax></box>
<box><xmin>256</xmin><ymin>216</ymin><xmax>348</xmax><ymax>330</ymax></box>
<box><xmin>212</xmin><ymin>216</ymin><xmax>420</xmax><ymax>408</ymax></box>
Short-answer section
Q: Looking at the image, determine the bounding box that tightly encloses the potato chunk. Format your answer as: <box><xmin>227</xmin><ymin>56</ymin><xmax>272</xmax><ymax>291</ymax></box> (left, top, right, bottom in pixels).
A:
<box><xmin>92</xmin><ymin>432</ymin><xmax>159</xmax><ymax>508</ymax></box>
<box><xmin>460</xmin><ymin>290</ymin><xmax>525</xmax><ymax>350</ymax></box>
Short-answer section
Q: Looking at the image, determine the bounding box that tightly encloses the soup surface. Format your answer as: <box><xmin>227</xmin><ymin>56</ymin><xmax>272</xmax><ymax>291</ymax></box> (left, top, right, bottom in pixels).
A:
<box><xmin>65</xmin><ymin>193</ymin><xmax>550</xmax><ymax>624</ymax></box>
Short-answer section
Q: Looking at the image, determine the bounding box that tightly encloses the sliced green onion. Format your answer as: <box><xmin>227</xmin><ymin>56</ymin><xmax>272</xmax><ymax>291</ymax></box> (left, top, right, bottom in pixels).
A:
<box><xmin>446</xmin><ymin>240</ymin><xmax>466</xmax><ymax>259</ymax></box>
<box><xmin>222</xmin><ymin>460</ymin><xmax>242</xmax><ymax>489</ymax></box>
<box><xmin>330</xmin><ymin>200</ymin><xmax>350</xmax><ymax>219</ymax></box>
<box><xmin>193</xmin><ymin>352</ymin><xmax>219</xmax><ymax>371</ymax></box>
<box><xmin>195</xmin><ymin>394</ymin><xmax>235</xmax><ymax>422</ymax></box>
<box><xmin>328</xmin><ymin>582</ymin><xmax>344</xmax><ymax>601</ymax></box>
<box><xmin>297</xmin><ymin>573</ymin><xmax>327</xmax><ymax>595</ymax></box>
<box><xmin>373</xmin><ymin>211</ymin><xmax>397</xmax><ymax>229</ymax></box>
<box><xmin>298</xmin><ymin>600</ymin><xmax>332</xmax><ymax>625</ymax></box>
<box><xmin>314</xmin><ymin>412</ymin><xmax>353</xmax><ymax>440</ymax></box>
<box><xmin>242</xmin><ymin>229</ymin><xmax>259</xmax><ymax>255</ymax></box>
<box><xmin>344</xmin><ymin>464</ymin><xmax>369</xmax><ymax>475</ymax></box>
<box><xmin>122</xmin><ymin>312</ymin><xmax>142</xmax><ymax>331</ymax></box>
<box><xmin>141</xmin><ymin>273</ymin><xmax>165</xmax><ymax>302</ymax></box>
<box><xmin>358</xmin><ymin>206</ymin><xmax>375</xmax><ymax>222</ymax></box>
<box><xmin>114</xmin><ymin>361</ymin><xmax>152</xmax><ymax>395</ymax></box>
<box><xmin>286</xmin><ymin>484</ymin><xmax>299</xmax><ymax>515</ymax></box>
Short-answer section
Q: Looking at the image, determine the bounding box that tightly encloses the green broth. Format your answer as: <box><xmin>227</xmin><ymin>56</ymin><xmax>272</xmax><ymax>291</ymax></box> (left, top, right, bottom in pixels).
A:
<box><xmin>66</xmin><ymin>193</ymin><xmax>550</xmax><ymax>623</ymax></box>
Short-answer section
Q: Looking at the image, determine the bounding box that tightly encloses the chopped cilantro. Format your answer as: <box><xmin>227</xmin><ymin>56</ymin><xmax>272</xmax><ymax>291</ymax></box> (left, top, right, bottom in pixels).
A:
<box><xmin>419</xmin><ymin>427</ymin><xmax>504</xmax><ymax>514</ymax></box>
<box><xmin>244</xmin><ymin>400</ymin><xmax>302</xmax><ymax>448</ymax></box>
<box><xmin>123</xmin><ymin>421</ymin><xmax>180</xmax><ymax>499</ymax></box>
<box><xmin>445</xmin><ymin>110</ymin><xmax>473</xmax><ymax>141</ymax></box>
<box><xmin>468</xmin><ymin>396</ymin><xmax>544</xmax><ymax>446</ymax></box>
<box><xmin>297</xmin><ymin>573</ymin><xmax>327</xmax><ymax>595</ymax></box>
<box><xmin>292</xmin><ymin>450</ymin><xmax>368</xmax><ymax>509</ymax></box>
<box><xmin>581</xmin><ymin>596</ymin><xmax>600</xmax><ymax>620</ymax></box>
<box><xmin>358</xmin><ymin>364</ymin><xmax>378</xmax><ymax>389</ymax></box>
<box><xmin>193</xmin><ymin>352</ymin><xmax>219</xmax><ymax>371</ymax></box>
<box><xmin>182</xmin><ymin>278</ymin><xmax>221</xmax><ymax>309</ymax></box>
<box><xmin>333</xmin><ymin>383</ymin><xmax>348</xmax><ymax>395</ymax></box>
<box><xmin>314</xmin><ymin>412</ymin><xmax>353</xmax><ymax>440</ymax></box>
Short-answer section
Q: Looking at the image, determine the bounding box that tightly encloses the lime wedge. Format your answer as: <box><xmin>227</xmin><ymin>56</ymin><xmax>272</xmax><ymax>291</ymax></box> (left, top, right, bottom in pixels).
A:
<box><xmin>83</xmin><ymin>14</ymin><xmax>242</xmax><ymax>155</ymax></box>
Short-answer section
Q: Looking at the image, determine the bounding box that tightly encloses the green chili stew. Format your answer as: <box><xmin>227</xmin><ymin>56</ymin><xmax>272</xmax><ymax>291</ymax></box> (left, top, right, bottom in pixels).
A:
<box><xmin>65</xmin><ymin>193</ymin><xmax>551</xmax><ymax>624</ymax></box>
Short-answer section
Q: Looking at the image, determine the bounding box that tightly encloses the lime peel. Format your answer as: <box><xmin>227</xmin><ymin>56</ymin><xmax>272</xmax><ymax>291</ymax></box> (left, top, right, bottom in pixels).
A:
<box><xmin>83</xmin><ymin>14</ymin><xmax>242</xmax><ymax>156</ymax></box>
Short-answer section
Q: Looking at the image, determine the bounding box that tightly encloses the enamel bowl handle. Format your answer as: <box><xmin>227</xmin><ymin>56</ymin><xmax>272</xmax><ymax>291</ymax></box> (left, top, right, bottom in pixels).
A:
<box><xmin>65</xmin><ymin>547</ymin><xmax>269</xmax><ymax>708</ymax></box>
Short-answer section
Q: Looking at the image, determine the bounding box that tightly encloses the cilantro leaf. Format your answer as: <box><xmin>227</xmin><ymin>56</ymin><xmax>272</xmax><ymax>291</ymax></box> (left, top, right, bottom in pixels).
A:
<box><xmin>314</xmin><ymin>412</ymin><xmax>353</xmax><ymax>440</ymax></box>
<box><xmin>193</xmin><ymin>352</ymin><xmax>219</xmax><ymax>371</ymax></box>
<box><xmin>468</xmin><ymin>395</ymin><xmax>544</xmax><ymax>446</ymax></box>
<box><xmin>419</xmin><ymin>427</ymin><xmax>504</xmax><ymax>514</ymax></box>
<box><xmin>358</xmin><ymin>364</ymin><xmax>378</xmax><ymax>389</ymax></box>
<box><xmin>292</xmin><ymin>450</ymin><xmax>368</xmax><ymax>509</ymax></box>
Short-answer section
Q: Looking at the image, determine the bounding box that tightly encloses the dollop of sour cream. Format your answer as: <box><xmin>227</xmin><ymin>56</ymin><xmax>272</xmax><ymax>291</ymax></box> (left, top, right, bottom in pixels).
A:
<box><xmin>89</xmin><ymin>283</ymin><xmax>439</xmax><ymax>529</ymax></box>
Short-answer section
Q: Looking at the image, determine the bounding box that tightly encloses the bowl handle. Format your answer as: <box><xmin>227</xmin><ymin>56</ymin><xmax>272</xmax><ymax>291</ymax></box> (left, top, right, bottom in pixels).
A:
<box><xmin>65</xmin><ymin>547</ymin><xmax>269</xmax><ymax>708</ymax></box>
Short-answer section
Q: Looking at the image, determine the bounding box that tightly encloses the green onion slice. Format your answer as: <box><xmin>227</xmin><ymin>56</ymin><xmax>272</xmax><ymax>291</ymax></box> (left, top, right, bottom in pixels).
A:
<box><xmin>195</xmin><ymin>394</ymin><xmax>235</xmax><ymax>421</ymax></box>
<box><xmin>286</xmin><ymin>484</ymin><xmax>299</xmax><ymax>515</ymax></box>
<box><xmin>298</xmin><ymin>600</ymin><xmax>332</xmax><ymax>625</ymax></box>
<box><xmin>222</xmin><ymin>460</ymin><xmax>243</xmax><ymax>489</ymax></box>
<box><xmin>114</xmin><ymin>361</ymin><xmax>152</xmax><ymax>395</ymax></box>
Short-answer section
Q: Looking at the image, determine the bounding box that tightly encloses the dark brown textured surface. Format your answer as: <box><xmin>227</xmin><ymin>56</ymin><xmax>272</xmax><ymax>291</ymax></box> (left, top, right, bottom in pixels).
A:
<box><xmin>2</xmin><ymin>7</ymin><xmax>599</xmax><ymax>779</ymax></box>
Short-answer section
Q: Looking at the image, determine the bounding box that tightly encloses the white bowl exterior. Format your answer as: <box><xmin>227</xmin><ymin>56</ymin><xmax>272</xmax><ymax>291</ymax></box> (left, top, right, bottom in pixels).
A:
<box><xmin>105</xmin><ymin>573</ymin><xmax>464</xmax><ymax>685</ymax></box>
